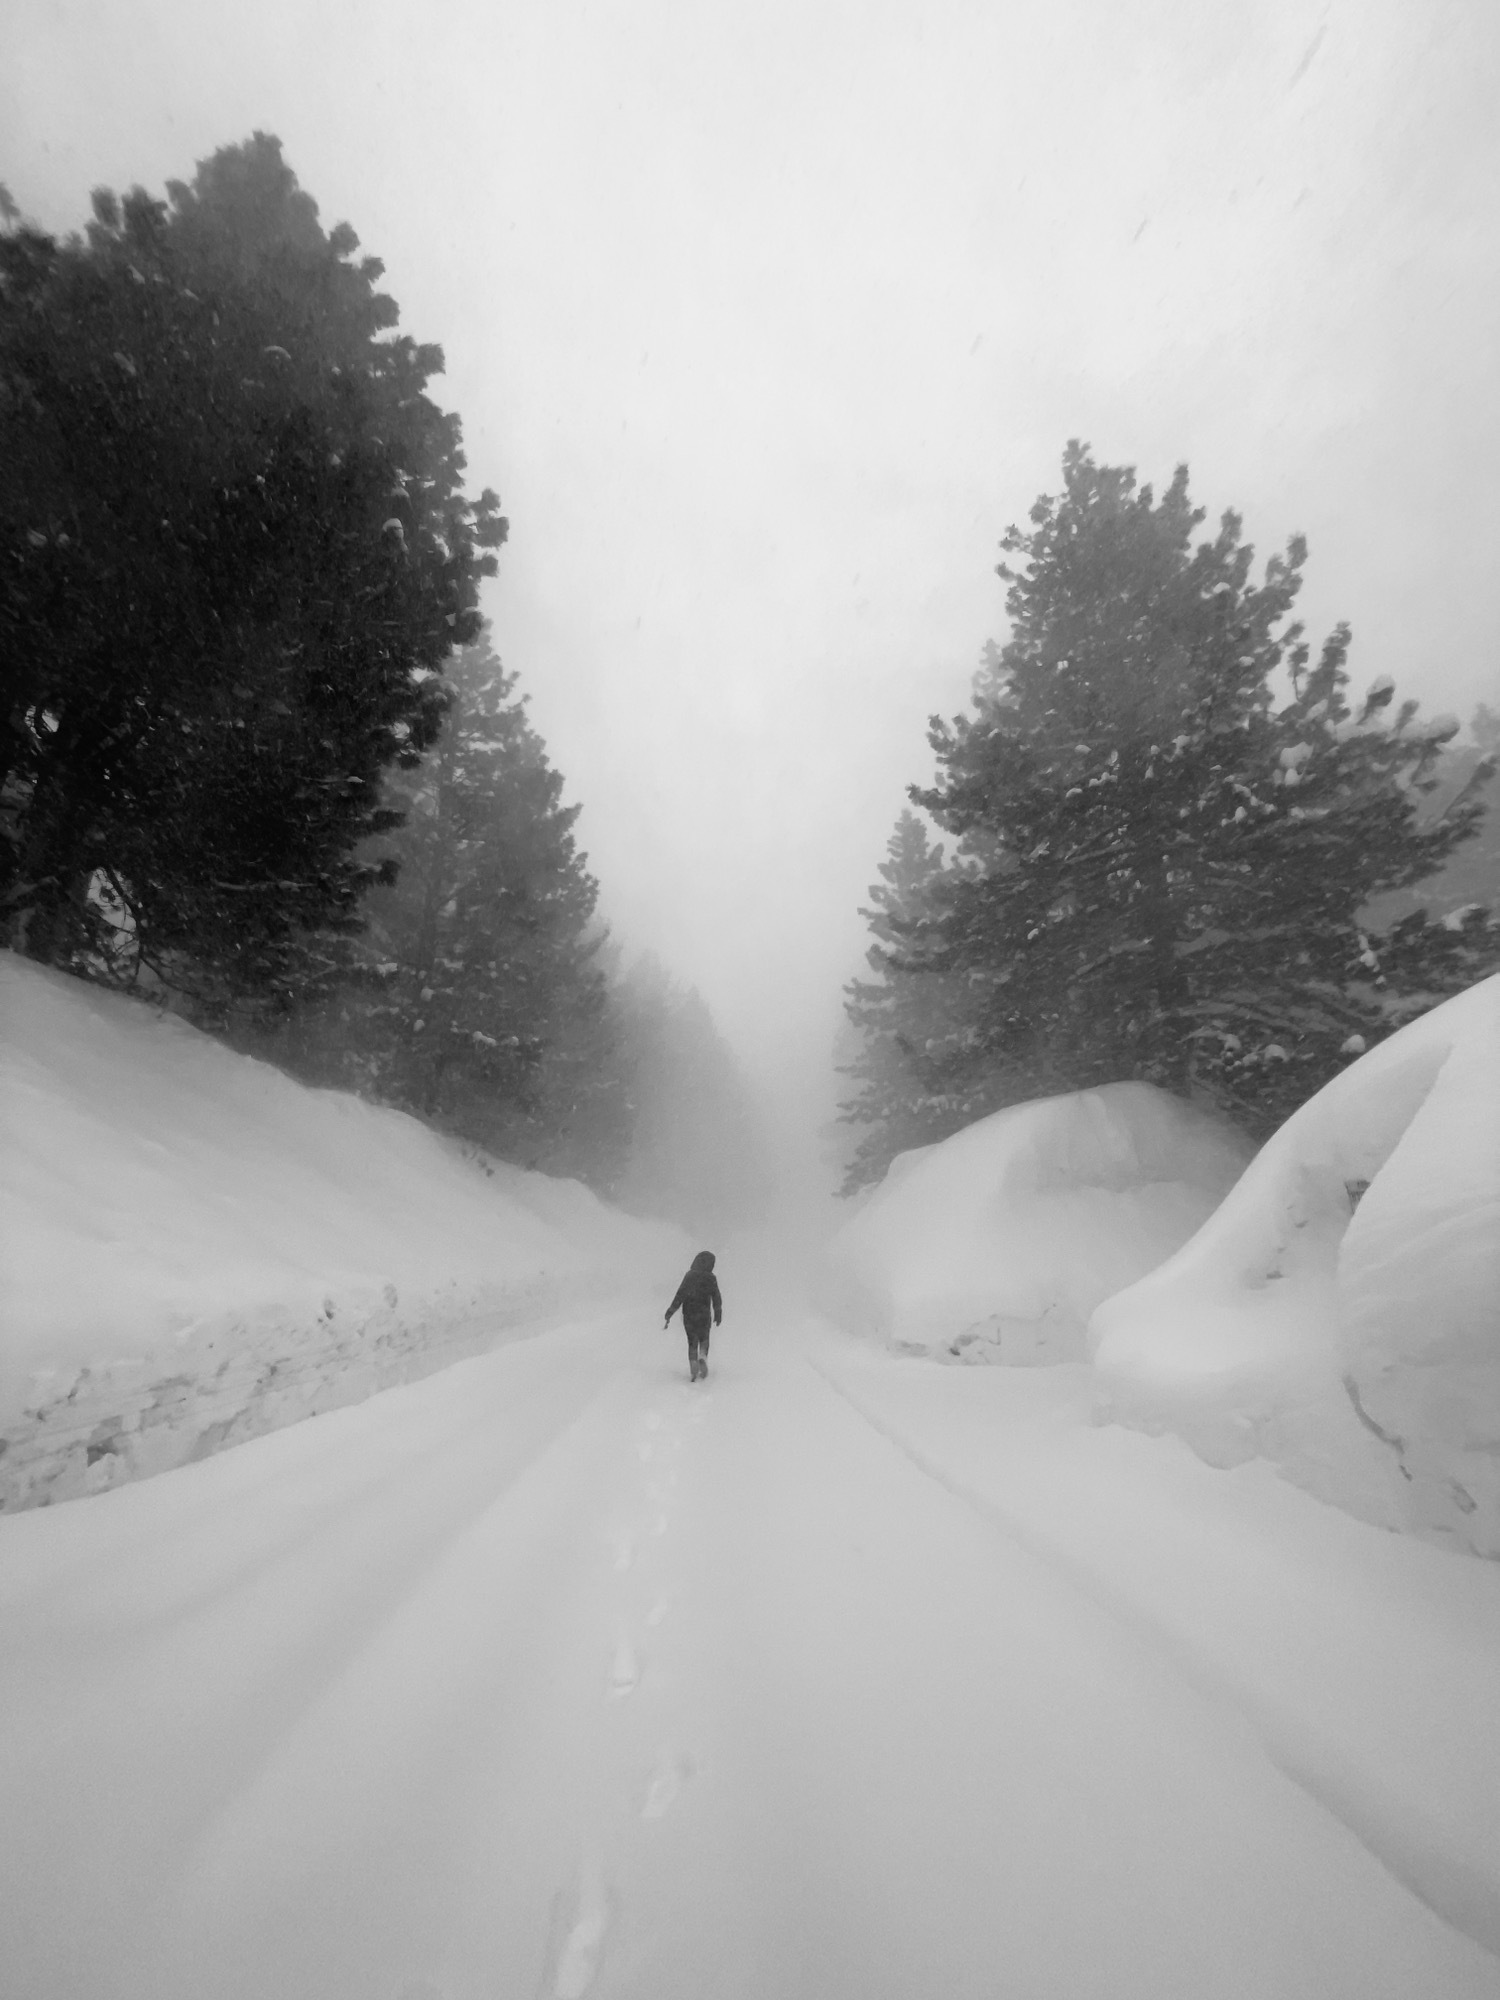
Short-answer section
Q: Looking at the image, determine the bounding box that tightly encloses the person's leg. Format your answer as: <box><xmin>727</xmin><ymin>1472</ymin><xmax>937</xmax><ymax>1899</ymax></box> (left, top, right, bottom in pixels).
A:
<box><xmin>685</xmin><ymin>1314</ymin><xmax>710</xmax><ymax>1378</ymax></box>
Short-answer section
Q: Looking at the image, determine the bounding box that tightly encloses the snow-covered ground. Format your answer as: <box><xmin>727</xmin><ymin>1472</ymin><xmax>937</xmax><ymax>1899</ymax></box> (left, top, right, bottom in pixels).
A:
<box><xmin>2</xmin><ymin>1280</ymin><xmax>1497</xmax><ymax>1998</ymax></box>
<box><xmin>0</xmin><ymin>955</ymin><xmax>685</xmax><ymax>1506</ymax></box>
<box><xmin>4</xmin><ymin>956</ymin><xmax>1498</xmax><ymax>1994</ymax></box>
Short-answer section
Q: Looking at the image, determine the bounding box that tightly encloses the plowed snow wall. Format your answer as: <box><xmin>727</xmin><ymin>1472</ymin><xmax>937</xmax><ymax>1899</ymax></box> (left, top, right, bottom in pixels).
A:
<box><xmin>0</xmin><ymin>1275</ymin><xmax>589</xmax><ymax>1511</ymax></box>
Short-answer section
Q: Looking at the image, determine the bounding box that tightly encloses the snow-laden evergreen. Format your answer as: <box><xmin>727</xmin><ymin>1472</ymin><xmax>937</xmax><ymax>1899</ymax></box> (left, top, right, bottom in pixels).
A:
<box><xmin>837</xmin><ymin>810</ymin><xmax>980</xmax><ymax>1192</ymax></box>
<box><xmin>1</xmin><ymin>137</ymin><xmax>504</xmax><ymax>997</ymax></box>
<box><xmin>258</xmin><ymin>628</ymin><xmax>630</xmax><ymax>1186</ymax></box>
<box><xmin>846</xmin><ymin>447</ymin><xmax>1498</xmax><ymax>1167</ymax></box>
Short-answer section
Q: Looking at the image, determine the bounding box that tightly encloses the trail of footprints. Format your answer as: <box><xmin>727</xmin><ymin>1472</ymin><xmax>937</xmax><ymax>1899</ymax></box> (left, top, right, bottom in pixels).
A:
<box><xmin>544</xmin><ymin>1395</ymin><xmax>705</xmax><ymax>1998</ymax></box>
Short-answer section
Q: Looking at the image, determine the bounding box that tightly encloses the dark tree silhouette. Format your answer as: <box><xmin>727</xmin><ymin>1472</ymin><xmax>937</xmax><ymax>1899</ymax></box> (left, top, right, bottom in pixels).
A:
<box><xmin>856</xmin><ymin>444</ymin><xmax>1495</xmax><ymax>1148</ymax></box>
<box><xmin>1</xmin><ymin>135</ymin><xmax>505</xmax><ymax>1003</ymax></box>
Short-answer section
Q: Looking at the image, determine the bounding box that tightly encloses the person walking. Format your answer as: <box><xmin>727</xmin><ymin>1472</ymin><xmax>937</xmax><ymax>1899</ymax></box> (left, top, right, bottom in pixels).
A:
<box><xmin>664</xmin><ymin>1250</ymin><xmax>722</xmax><ymax>1381</ymax></box>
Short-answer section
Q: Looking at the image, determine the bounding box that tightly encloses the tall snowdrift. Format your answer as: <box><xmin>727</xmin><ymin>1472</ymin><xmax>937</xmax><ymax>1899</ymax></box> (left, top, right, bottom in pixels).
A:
<box><xmin>1091</xmin><ymin>977</ymin><xmax>1500</xmax><ymax>1557</ymax></box>
<box><xmin>820</xmin><ymin>1083</ymin><xmax>1255</xmax><ymax>1361</ymax></box>
<box><xmin>0</xmin><ymin>955</ymin><xmax>686</xmax><ymax>1506</ymax></box>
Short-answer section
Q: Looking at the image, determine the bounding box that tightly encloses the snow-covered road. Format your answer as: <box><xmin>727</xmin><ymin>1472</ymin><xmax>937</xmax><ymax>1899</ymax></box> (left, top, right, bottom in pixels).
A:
<box><xmin>2</xmin><ymin>1280</ymin><xmax>1496</xmax><ymax>1999</ymax></box>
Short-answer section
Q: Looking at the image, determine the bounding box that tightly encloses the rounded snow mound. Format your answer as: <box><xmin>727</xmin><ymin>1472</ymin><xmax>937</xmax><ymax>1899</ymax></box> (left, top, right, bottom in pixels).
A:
<box><xmin>1091</xmin><ymin>976</ymin><xmax>1500</xmax><ymax>1557</ymax></box>
<box><xmin>821</xmin><ymin>1083</ymin><xmax>1255</xmax><ymax>1362</ymax></box>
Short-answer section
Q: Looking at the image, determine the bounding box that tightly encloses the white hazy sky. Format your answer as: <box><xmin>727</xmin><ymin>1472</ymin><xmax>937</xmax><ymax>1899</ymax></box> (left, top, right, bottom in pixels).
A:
<box><xmin>5</xmin><ymin>0</ymin><xmax>1498</xmax><ymax>1160</ymax></box>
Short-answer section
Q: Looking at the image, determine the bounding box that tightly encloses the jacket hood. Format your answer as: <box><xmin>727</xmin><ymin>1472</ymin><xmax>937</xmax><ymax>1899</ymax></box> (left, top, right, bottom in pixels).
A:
<box><xmin>689</xmin><ymin>1250</ymin><xmax>716</xmax><ymax>1273</ymax></box>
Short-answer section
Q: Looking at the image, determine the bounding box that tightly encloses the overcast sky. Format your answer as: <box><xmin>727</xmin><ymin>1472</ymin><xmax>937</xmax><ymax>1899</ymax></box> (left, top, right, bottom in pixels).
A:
<box><xmin>5</xmin><ymin>0</ymin><xmax>1497</xmax><ymax>1165</ymax></box>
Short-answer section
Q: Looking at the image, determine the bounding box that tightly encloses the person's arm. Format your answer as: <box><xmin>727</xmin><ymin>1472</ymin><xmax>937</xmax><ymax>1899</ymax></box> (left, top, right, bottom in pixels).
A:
<box><xmin>710</xmin><ymin>1276</ymin><xmax>722</xmax><ymax>1325</ymax></box>
<box><xmin>664</xmin><ymin>1281</ymin><xmax>686</xmax><ymax>1326</ymax></box>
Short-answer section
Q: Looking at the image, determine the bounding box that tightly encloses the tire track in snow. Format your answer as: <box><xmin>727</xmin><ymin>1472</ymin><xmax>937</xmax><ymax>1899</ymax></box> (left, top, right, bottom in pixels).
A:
<box><xmin>167</xmin><ymin>1358</ymin><xmax>641</xmax><ymax>1855</ymax></box>
<box><xmin>3</xmin><ymin>1302</ymin><xmax>646</xmax><ymax>1617</ymax></box>
<box><xmin>809</xmin><ymin>1352</ymin><xmax>1500</xmax><ymax>1965</ymax></box>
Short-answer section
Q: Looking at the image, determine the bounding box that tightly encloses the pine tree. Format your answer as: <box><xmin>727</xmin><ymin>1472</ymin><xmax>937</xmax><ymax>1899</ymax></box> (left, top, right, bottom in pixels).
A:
<box><xmin>510</xmin><ymin>957</ymin><xmax>635</xmax><ymax>1189</ymax></box>
<box><xmin>837</xmin><ymin>809</ymin><xmax>979</xmax><ymax>1192</ymax></box>
<box><xmin>610</xmin><ymin>957</ymin><xmax>774</xmax><ymax>1235</ymax></box>
<box><xmin>1364</xmin><ymin>698</ymin><xmax>1500</xmax><ymax>928</ymax></box>
<box><xmin>328</xmin><ymin>632</ymin><xmax>616</xmax><ymax>1166</ymax></box>
<box><xmin>1444</xmin><ymin>702</ymin><xmax>1500</xmax><ymax>913</ymax></box>
<box><xmin>1</xmin><ymin>135</ymin><xmax>505</xmax><ymax>1000</ymax></box>
<box><xmin>904</xmin><ymin>443</ymin><xmax>1496</xmax><ymax>1135</ymax></box>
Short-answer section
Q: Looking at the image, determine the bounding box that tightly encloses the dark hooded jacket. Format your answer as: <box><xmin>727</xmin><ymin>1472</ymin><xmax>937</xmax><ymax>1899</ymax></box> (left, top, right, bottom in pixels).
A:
<box><xmin>665</xmin><ymin>1250</ymin><xmax>722</xmax><ymax>1332</ymax></box>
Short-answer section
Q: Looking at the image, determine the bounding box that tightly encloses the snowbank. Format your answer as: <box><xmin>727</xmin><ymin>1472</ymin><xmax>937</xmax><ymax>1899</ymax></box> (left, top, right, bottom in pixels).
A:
<box><xmin>0</xmin><ymin>955</ymin><xmax>686</xmax><ymax>1507</ymax></box>
<box><xmin>820</xmin><ymin>1083</ymin><xmax>1254</xmax><ymax>1361</ymax></box>
<box><xmin>1091</xmin><ymin>977</ymin><xmax>1500</xmax><ymax>1557</ymax></box>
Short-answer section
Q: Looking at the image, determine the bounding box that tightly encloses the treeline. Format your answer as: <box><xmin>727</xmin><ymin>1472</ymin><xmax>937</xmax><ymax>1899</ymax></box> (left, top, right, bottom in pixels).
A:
<box><xmin>259</xmin><ymin>661</ymin><xmax>773</xmax><ymax>1231</ymax></box>
<box><xmin>840</xmin><ymin>443</ymin><xmax>1499</xmax><ymax>1193</ymax></box>
<box><xmin>1</xmin><ymin>137</ymin><xmax>768</xmax><ymax>1226</ymax></box>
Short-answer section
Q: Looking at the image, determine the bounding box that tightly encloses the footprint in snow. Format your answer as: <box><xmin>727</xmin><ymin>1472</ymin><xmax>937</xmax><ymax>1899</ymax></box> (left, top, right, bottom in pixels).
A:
<box><xmin>641</xmin><ymin>1750</ymin><xmax>698</xmax><ymax>1821</ymax></box>
<box><xmin>646</xmin><ymin>1597</ymin><xmax>668</xmax><ymax>1628</ymax></box>
<box><xmin>608</xmin><ymin>1636</ymin><xmax>640</xmax><ymax>1699</ymax></box>
<box><xmin>612</xmin><ymin>1534</ymin><xmax>634</xmax><ymax>1573</ymax></box>
<box><xmin>546</xmin><ymin>1862</ymin><xmax>611</xmax><ymax>1999</ymax></box>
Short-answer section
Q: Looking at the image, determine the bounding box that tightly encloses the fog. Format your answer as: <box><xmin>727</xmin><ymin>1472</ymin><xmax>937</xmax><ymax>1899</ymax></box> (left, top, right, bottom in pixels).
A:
<box><xmin>6</xmin><ymin>0</ymin><xmax>1496</xmax><ymax>1187</ymax></box>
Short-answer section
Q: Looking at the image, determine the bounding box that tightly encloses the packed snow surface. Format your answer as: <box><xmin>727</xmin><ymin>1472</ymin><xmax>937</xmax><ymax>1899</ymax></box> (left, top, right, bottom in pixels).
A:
<box><xmin>821</xmin><ymin>1082</ymin><xmax>1254</xmax><ymax>1360</ymax></box>
<box><xmin>2</xmin><ymin>953</ymin><xmax>1497</xmax><ymax>1992</ymax></box>
<box><xmin>0</xmin><ymin>954</ymin><xmax>684</xmax><ymax>1501</ymax></box>
<box><xmin>1091</xmin><ymin>977</ymin><xmax>1500</xmax><ymax>1556</ymax></box>
<box><xmin>1</xmin><ymin>1284</ymin><xmax>1497</xmax><ymax>1999</ymax></box>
